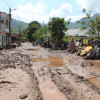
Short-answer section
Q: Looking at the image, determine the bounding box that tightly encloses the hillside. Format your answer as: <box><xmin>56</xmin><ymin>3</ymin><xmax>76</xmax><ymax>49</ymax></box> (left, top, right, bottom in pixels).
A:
<box><xmin>68</xmin><ymin>13</ymin><xmax>100</xmax><ymax>29</ymax></box>
<box><xmin>11</xmin><ymin>19</ymin><xmax>28</xmax><ymax>34</ymax></box>
<box><xmin>11</xmin><ymin>13</ymin><xmax>100</xmax><ymax>33</ymax></box>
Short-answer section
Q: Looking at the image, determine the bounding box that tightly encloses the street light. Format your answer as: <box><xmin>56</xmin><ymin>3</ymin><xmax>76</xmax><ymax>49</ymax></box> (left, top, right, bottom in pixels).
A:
<box><xmin>8</xmin><ymin>8</ymin><xmax>17</xmax><ymax>46</ymax></box>
<box><xmin>9</xmin><ymin>8</ymin><xmax>17</xmax><ymax>36</ymax></box>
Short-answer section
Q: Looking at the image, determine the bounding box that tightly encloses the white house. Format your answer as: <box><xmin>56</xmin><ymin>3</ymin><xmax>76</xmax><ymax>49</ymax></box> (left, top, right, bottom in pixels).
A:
<box><xmin>0</xmin><ymin>11</ymin><xmax>10</xmax><ymax>49</ymax></box>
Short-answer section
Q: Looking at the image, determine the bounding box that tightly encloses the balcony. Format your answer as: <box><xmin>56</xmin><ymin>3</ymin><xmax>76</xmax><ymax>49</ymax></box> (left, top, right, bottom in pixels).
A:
<box><xmin>0</xmin><ymin>24</ymin><xmax>9</xmax><ymax>33</ymax></box>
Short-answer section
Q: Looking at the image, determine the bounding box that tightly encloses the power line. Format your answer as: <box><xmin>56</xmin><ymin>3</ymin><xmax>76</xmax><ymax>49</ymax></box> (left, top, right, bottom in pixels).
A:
<box><xmin>3</xmin><ymin>0</ymin><xmax>10</xmax><ymax>8</ymax></box>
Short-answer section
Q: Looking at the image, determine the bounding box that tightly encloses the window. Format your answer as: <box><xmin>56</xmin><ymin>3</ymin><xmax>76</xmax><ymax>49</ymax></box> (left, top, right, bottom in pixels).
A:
<box><xmin>1</xmin><ymin>19</ymin><xmax>4</xmax><ymax>23</ymax></box>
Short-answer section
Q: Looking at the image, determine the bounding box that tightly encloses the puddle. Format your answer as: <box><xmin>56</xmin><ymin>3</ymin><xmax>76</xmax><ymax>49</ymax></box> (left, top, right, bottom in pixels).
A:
<box><xmin>91</xmin><ymin>61</ymin><xmax>100</xmax><ymax>69</ymax></box>
<box><xmin>49</xmin><ymin>56</ymin><xmax>65</xmax><ymax>66</ymax></box>
<box><xmin>32</xmin><ymin>54</ymin><xmax>36</xmax><ymax>56</ymax></box>
<box><xmin>25</xmin><ymin>48</ymin><xmax>38</xmax><ymax>51</ymax></box>
<box><xmin>89</xmin><ymin>78</ymin><xmax>100</xmax><ymax>88</ymax></box>
<box><xmin>32</xmin><ymin>56</ymin><xmax>65</xmax><ymax>67</ymax></box>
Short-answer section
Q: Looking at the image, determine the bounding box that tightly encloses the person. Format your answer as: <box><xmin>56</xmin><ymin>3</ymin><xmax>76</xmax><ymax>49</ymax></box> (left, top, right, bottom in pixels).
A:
<box><xmin>68</xmin><ymin>38</ymin><xmax>76</xmax><ymax>53</ymax></box>
<box><xmin>47</xmin><ymin>39</ymin><xmax>50</xmax><ymax>48</ymax></box>
<box><xmin>12</xmin><ymin>41</ymin><xmax>17</xmax><ymax>48</ymax></box>
<box><xmin>95</xmin><ymin>41</ymin><xmax>100</xmax><ymax>58</ymax></box>
<box><xmin>75</xmin><ymin>40</ymin><xmax>80</xmax><ymax>52</ymax></box>
<box><xmin>60</xmin><ymin>40</ymin><xmax>65</xmax><ymax>50</ymax></box>
<box><xmin>83</xmin><ymin>41</ymin><xmax>100</xmax><ymax>59</ymax></box>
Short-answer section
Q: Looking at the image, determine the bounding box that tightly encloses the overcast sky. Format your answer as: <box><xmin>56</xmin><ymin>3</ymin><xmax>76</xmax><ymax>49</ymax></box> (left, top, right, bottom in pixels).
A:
<box><xmin>0</xmin><ymin>0</ymin><xmax>100</xmax><ymax>23</ymax></box>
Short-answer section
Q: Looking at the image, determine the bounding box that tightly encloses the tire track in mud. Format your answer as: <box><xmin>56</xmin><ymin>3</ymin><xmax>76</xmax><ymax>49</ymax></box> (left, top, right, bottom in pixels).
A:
<box><xmin>50</xmin><ymin>67</ymin><xmax>100</xmax><ymax>100</ymax></box>
<box><xmin>32</xmin><ymin>66</ymin><xmax>68</xmax><ymax>100</ymax></box>
<box><xmin>15</xmin><ymin>43</ymin><xmax>100</xmax><ymax>100</ymax></box>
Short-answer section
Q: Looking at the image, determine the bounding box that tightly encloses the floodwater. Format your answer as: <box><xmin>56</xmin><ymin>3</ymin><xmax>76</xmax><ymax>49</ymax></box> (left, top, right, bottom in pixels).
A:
<box><xmin>25</xmin><ymin>48</ymin><xmax>38</xmax><ymax>51</ymax></box>
<box><xmin>89</xmin><ymin>78</ymin><xmax>100</xmax><ymax>88</ymax></box>
<box><xmin>90</xmin><ymin>60</ymin><xmax>100</xmax><ymax>69</ymax></box>
<box><xmin>32</xmin><ymin>56</ymin><xmax>65</xmax><ymax>67</ymax></box>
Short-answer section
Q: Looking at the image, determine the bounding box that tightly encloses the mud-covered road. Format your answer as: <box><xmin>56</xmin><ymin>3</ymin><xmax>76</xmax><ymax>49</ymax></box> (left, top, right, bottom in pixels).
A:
<box><xmin>0</xmin><ymin>43</ymin><xmax>100</xmax><ymax>100</ymax></box>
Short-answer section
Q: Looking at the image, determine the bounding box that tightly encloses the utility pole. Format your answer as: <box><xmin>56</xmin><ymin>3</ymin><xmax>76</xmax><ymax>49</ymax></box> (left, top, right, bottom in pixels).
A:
<box><xmin>9</xmin><ymin>8</ymin><xmax>11</xmax><ymax>36</ymax></box>
<box><xmin>9</xmin><ymin>8</ymin><xmax>16</xmax><ymax>45</ymax></box>
<box><xmin>8</xmin><ymin>7</ymin><xmax>11</xmax><ymax>46</ymax></box>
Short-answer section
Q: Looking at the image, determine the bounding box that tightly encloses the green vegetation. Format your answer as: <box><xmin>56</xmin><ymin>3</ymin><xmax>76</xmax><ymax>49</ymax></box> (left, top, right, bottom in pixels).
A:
<box><xmin>22</xmin><ymin>17</ymin><xmax>70</xmax><ymax>43</ymax></box>
<box><xmin>76</xmin><ymin>9</ymin><xmax>100</xmax><ymax>40</ymax></box>
<box><xmin>11</xmin><ymin>12</ymin><xmax>100</xmax><ymax>42</ymax></box>
<box><xmin>48</xmin><ymin>17</ymin><xmax>70</xmax><ymax>45</ymax></box>
<box><xmin>11</xmin><ymin>19</ymin><xmax>28</xmax><ymax>34</ymax></box>
<box><xmin>68</xmin><ymin>13</ymin><xmax>100</xmax><ymax>29</ymax></box>
<box><xmin>33</xmin><ymin>25</ymin><xmax>49</xmax><ymax>41</ymax></box>
<box><xmin>24</xmin><ymin>21</ymin><xmax>41</xmax><ymax>42</ymax></box>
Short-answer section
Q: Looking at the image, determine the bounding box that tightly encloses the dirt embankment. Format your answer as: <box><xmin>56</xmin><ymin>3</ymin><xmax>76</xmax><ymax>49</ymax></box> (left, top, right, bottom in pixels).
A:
<box><xmin>0</xmin><ymin>50</ymin><xmax>42</xmax><ymax>100</ymax></box>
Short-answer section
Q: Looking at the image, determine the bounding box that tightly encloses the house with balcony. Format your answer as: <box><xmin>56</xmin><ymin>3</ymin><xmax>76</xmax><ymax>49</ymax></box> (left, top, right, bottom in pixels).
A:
<box><xmin>0</xmin><ymin>11</ymin><xmax>11</xmax><ymax>49</ymax></box>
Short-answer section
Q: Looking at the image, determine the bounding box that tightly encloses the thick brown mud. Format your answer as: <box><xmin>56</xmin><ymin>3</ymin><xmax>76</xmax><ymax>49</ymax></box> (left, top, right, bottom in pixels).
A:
<box><xmin>1</xmin><ymin>43</ymin><xmax>100</xmax><ymax>100</ymax></box>
<box><xmin>0</xmin><ymin>49</ymin><xmax>42</xmax><ymax>100</ymax></box>
<box><xmin>32</xmin><ymin>66</ymin><xmax>68</xmax><ymax>100</ymax></box>
<box><xmin>30</xmin><ymin>44</ymin><xmax>100</xmax><ymax>100</ymax></box>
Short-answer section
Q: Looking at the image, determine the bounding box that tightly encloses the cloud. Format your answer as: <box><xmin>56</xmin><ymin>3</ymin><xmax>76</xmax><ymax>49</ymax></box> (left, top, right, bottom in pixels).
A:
<box><xmin>20</xmin><ymin>0</ymin><xmax>25</xmax><ymax>2</ymax></box>
<box><xmin>12</xmin><ymin>2</ymin><xmax>48</xmax><ymax>23</ymax></box>
<box><xmin>77</xmin><ymin>0</ymin><xmax>100</xmax><ymax>13</ymax></box>
<box><xmin>65</xmin><ymin>15</ymin><xmax>85</xmax><ymax>22</ymax></box>
<box><xmin>50</xmin><ymin>4</ymin><xmax>72</xmax><ymax>17</ymax></box>
<box><xmin>12</xmin><ymin>2</ymin><xmax>73</xmax><ymax>23</ymax></box>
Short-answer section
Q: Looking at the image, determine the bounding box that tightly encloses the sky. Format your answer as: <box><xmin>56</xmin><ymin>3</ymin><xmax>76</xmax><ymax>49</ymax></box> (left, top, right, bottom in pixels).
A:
<box><xmin>0</xmin><ymin>0</ymin><xmax>100</xmax><ymax>23</ymax></box>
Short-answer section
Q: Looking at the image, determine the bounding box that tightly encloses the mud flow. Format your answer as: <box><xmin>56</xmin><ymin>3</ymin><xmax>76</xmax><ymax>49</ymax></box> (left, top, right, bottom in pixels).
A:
<box><xmin>1</xmin><ymin>43</ymin><xmax>100</xmax><ymax>100</ymax></box>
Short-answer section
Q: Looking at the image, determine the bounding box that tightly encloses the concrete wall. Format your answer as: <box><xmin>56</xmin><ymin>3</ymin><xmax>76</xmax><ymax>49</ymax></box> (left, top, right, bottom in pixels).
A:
<box><xmin>0</xmin><ymin>33</ymin><xmax>7</xmax><ymax>49</ymax></box>
<box><xmin>0</xmin><ymin>12</ymin><xmax>9</xmax><ymax>33</ymax></box>
<box><xmin>0</xmin><ymin>12</ymin><xmax>9</xmax><ymax>49</ymax></box>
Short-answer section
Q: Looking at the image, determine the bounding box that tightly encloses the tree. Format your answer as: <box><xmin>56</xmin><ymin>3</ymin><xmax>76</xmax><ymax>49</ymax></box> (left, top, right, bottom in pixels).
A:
<box><xmin>25</xmin><ymin>21</ymin><xmax>41</xmax><ymax>41</ymax></box>
<box><xmin>76</xmin><ymin>9</ymin><xmax>91</xmax><ymax>31</ymax></box>
<box><xmin>33</xmin><ymin>25</ymin><xmax>49</xmax><ymax>41</ymax></box>
<box><xmin>76</xmin><ymin>9</ymin><xmax>96</xmax><ymax>38</ymax></box>
<box><xmin>75</xmin><ymin>34</ymin><xmax>79</xmax><ymax>40</ymax></box>
<box><xmin>63</xmin><ymin>35</ymin><xmax>70</xmax><ymax>42</ymax></box>
<box><xmin>48</xmin><ymin>17</ymin><xmax>69</xmax><ymax>45</ymax></box>
<box><xmin>87</xmin><ymin>19</ymin><xmax>96</xmax><ymax>38</ymax></box>
<box><xmin>76</xmin><ymin>9</ymin><xmax>100</xmax><ymax>39</ymax></box>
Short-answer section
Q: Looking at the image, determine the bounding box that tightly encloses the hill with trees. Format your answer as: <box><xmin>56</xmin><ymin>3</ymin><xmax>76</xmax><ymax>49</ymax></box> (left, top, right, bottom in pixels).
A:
<box><xmin>11</xmin><ymin>13</ymin><xmax>100</xmax><ymax>34</ymax></box>
<box><xmin>11</xmin><ymin>19</ymin><xmax>28</xmax><ymax>34</ymax></box>
<box><xmin>67</xmin><ymin>13</ymin><xmax>100</xmax><ymax>29</ymax></box>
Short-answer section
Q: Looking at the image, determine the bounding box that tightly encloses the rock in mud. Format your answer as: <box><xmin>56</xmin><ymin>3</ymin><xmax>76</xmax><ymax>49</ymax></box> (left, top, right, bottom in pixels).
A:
<box><xmin>19</xmin><ymin>94</ymin><xmax>28</xmax><ymax>99</ymax></box>
<box><xmin>81</xmin><ymin>62</ymin><xmax>94</xmax><ymax>68</ymax></box>
<box><xmin>81</xmin><ymin>62</ymin><xmax>88</xmax><ymax>68</ymax></box>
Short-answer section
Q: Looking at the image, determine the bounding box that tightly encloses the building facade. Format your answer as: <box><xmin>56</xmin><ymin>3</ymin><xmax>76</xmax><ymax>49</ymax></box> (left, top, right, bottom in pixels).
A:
<box><xmin>0</xmin><ymin>11</ymin><xmax>10</xmax><ymax>49</ymax></box>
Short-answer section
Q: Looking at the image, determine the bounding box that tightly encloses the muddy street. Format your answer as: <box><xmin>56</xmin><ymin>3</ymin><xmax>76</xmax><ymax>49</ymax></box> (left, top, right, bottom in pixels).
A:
<box><xmin>0</xmin><ymin>43</ymin><xmax>100</xmax><ymax>100</ymax></box>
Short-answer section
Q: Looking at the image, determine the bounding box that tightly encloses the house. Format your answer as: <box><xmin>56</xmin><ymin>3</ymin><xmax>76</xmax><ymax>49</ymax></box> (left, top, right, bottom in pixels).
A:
<box><xmin>0</xmin><ymin>11</ymin><xmax>11</xmax><ymax>49</ymax></box>
<box><xmin>11</xmin><ymin>34</ymin><xmax>21</xmax><ymax>43</ymax></box>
